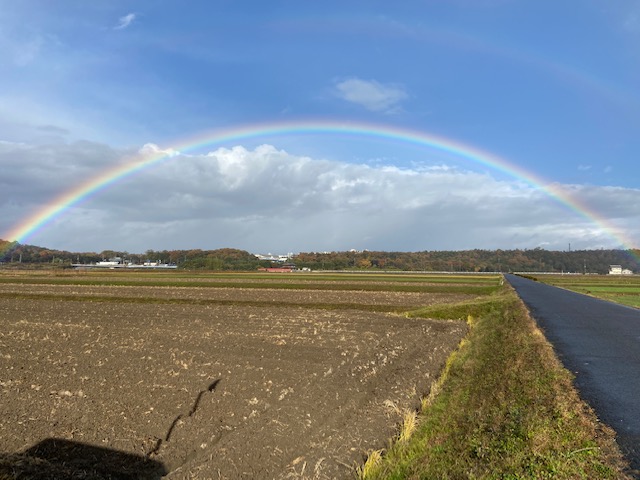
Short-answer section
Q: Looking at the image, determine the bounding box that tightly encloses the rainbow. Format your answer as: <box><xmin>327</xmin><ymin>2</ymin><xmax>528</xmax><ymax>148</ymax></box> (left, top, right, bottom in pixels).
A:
<box><xmin>1</xmin><ymin>120</ymin><xmax>636</xmax><ymax>253</ymax></box>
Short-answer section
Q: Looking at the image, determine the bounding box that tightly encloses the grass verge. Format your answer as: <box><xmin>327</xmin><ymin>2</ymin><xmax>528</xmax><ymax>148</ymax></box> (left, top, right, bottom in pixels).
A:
<box><xmin>362</xmin><ymin>290</ymin><xmax>631</xmax><ymax>479</ymax></box>
<box><xmin>527</xmin><ymin>274</ymin><xmax>640</xmax><ymax>309</ymax></box>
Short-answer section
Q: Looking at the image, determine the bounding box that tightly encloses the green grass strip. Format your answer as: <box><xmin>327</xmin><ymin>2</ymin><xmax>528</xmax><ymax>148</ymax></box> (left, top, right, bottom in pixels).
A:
<box><xmin>579</xmin><ymin>293</ymin><xmax>640</xmax><ymax>309</ymax></box>
<box><xmin>525</xmin><ymin>275</ymin><xmax>640</xmax><ymax>309</ymax></box>
<box><xmin>405</xmin><ymin>296</ymin><xmax>506</xmax><ymax>321</ymax></box>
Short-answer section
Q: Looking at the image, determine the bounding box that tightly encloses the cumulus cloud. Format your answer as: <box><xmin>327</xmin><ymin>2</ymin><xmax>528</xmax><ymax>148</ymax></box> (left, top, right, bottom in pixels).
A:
<box><xmin>115</xmin><ymin>13</ymin><xmax>136</xmax><ymax>30</ymax></box>
<box><xmin>1</xmin><ymin>140</ymin><xmax>638</xmax><ymax>253</ymax></box>
<box><xmin>334</xmin><ymin>78</ymin><xmax>408</xmax><ymax>113</ymax></box>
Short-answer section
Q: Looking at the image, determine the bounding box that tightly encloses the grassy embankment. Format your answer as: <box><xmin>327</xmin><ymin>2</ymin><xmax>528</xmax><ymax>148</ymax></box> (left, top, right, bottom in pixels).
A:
<box><xmin>527</xmin><ymin>274</ymin><xmax>640</xmax><ymax>309</ymax></box>
<box><xmin>360</xmin><ymin>282</ymin><xmax>631</xmax><ymax>479</ymax></box>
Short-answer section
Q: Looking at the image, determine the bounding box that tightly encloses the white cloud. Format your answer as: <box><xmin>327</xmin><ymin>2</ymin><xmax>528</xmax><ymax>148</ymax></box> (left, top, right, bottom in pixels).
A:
<box><xmin>139</xmin><ymin>143</ymin><xmax>180</xmax><ymax>157</ymax></box>
<box><xmin>115</xmin><ymin>13</ymin><xmax>136</xmax><ymax>30</ymax></box>
<box><xmin>2</xmin><ymin>140</ymin><xmax>639</xmax><ymax>253</ymax></box>
<box><xmin>334</xmin><ymin>78</ymin><xmax>408</xmax><ymax>113</ymax></box>
<box><xmin>578</xmin><ymin>164</ymin><xmax>592</xmax><ymax>171</ymax></box>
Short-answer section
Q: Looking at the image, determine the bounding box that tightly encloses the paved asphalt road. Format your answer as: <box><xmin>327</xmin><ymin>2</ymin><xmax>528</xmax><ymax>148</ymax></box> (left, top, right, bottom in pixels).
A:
<box><xmin>505</xmin><ymin>274</ymin><xmax>640</xmax><ymax>472</ymax></box>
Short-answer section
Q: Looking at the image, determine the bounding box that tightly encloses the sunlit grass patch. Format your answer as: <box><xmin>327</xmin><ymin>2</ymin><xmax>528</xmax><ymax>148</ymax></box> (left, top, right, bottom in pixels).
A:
<box><xmin>398</xmin><ymin>409</ymin><xmax>418</xmax><ymax>444</ymax></box>
<box><xmin>406</xmin><ymin>295</ymin><xmax>509</xmax><ymax>321</ymax></box>
<box><xmin>357</xmin><ymin>449</ymin><xmax>383</xmax><ymax>479</ymax></box>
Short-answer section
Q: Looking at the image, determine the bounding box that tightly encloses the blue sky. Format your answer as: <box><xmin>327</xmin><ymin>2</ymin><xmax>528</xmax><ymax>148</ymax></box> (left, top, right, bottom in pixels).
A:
<box><xmin>1</xmin><ymin>1</ymin><xmax>639</xmax><ymax>253</ymax></box>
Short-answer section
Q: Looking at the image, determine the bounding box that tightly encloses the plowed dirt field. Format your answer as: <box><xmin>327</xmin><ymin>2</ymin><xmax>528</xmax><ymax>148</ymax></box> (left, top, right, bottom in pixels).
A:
<box><xmin>0</xmin><ymin>273</ymin><xmax>472</xmax><ymax>479</ymax></box>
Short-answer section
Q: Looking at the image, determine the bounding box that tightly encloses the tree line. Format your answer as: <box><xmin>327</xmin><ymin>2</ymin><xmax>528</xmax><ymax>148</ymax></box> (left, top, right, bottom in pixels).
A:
<box><xmin>293</xmin><ymin>248</ymin><xmax>640</xmax><ymax>274</ymax></box>
<box><xmin>1</xmin><ymin>239</ymin><xmax>638</xmax><ymax>274</ymax></box>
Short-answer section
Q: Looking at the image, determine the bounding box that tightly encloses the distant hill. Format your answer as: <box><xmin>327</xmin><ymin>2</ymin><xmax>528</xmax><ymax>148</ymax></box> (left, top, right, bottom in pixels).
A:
<box><xmin>293</xmin><ymin>248</ymin><xmax>640</xmax><ymax>274</ymax></box>
<box><xmin>1</xmin><ymin>239</ymin><xmax>638</xmax><ymax>273</ymax></box>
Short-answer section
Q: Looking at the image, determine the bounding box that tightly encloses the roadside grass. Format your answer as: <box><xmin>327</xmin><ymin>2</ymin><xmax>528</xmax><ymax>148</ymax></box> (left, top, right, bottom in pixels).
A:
<box><xmin>585</xmin><ymin>294</ymin><xmax>640</xmax><ymax>308</ymax></box>
<box><xmin>566</xmin><ymin>286</ymin><xmax>640</xmax><ymax>309</ymax></box>
<box><xmin>361</xmin><ymin>289</ymin><xmax>631</xmax><ymax>479</ymax></box>
<box><xmin>533</xmin><ymin>275</ymin><xmax>640</xmax><ymax>287</ymax></box>
<box><xmin>529</xmin><ymin>274</ymin><xmax>640</xmax><ymax>309</ymax></box>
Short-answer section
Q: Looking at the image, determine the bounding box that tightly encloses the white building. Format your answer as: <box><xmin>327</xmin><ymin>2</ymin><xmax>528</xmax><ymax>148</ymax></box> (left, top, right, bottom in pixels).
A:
<box><xmin>609</xmin><ymin>265</ymin><xmax>633</xmax><ymax>275</ymax></box>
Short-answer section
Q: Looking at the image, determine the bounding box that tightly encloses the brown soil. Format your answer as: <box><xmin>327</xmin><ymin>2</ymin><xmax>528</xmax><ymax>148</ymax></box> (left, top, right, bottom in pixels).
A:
<box><xmin>0</xmin><ymin>282</ymin><xmax>475</xmax><ymax>307</ymax></box>
<box><xmin>0</xmin><ymin>282</ymin><xmax>467</xmax><ymax>479</ymax></box>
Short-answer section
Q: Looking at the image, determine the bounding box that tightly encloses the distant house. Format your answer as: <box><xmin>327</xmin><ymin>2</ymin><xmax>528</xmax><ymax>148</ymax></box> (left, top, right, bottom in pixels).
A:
<box><xmin>609</xmin><ymin>265</ymin><xmax>633</xmax><ymax>275</ymax></box>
